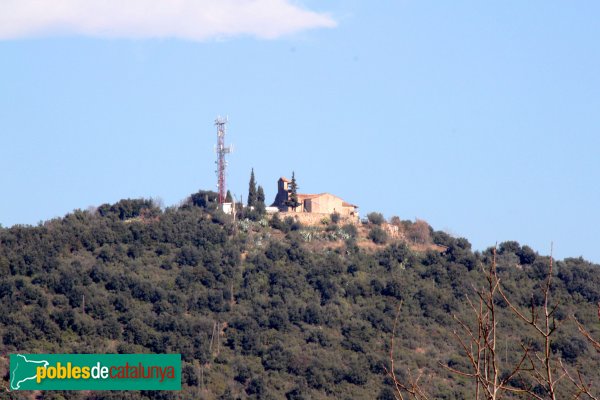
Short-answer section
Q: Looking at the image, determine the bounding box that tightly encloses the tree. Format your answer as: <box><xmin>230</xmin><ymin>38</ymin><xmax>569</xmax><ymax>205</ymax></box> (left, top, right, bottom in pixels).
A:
<box><xmin>389</xmin><ymin>216</ymin><xmax>401</xmax><ymax>226</ymax></box>
<box><xmin>330</xmin><ymin>212</ymin><xmax>341</xmax><ymax>224</ymax></box>
<box><xmin>408</xmin><ymin>219</ymin><xmax>431</xmax><ymax>244</ymax></box>
<box><xmin>248</xmin><ymin>168</ymin><xmax>257</xmax><ymax>207</ymax></box>
<box><xmin>367</xmin><ymin>212</ymin><xmax>385</xmax><ymax>225</ymax></box>
<box><xmin>368</xmin><ymin>226</ymin><xmax>388</xmax><ymax>244</ymax></box>
<box><xmin>386</xmin><ymin>246</ymin><xmax>600</xmax><ymax>400</ymax></box>
<box><xmin>256</xmin><ymin>185</ymin><xmax>266</xmax><ymax>215</ymax></box>
<box><xmin>285</xmin><ymin>171</ymin><xmax>300</xmax><ymax>211</ymax></box>
<box><xmin>225</xmin><ymin>190</ymin><xmax>233</xmax><ymax>203</ymax></box>
<box><xmin>97</xmin><ymin>198</ymin><xmax>158</xmax><ymax>220</ymax></box>
<box><xmin>190</xmin><ymin>190</ymin><xmax>219</xmax><ymax>209</ymax></box>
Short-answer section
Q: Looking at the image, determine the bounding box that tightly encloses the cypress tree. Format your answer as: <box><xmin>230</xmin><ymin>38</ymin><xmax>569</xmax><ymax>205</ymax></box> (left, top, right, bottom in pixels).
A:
<box><xmin>225</xmin><ymin>190</ymin><xmax>233</xmax><ymax>203</ymax></box>
<box><xmin>256</xmin><ymin>185</ymin><xmax>266</xmax><ymax>214</ymax></box>
<box><xmin>247</xmin><ymin>168</ymin><xmax>257</xmax><ymax>207</ymax></box>
<box><xmin>285</xmin><ymin>171</ymin><xmax>300</xmax><ymax>211</ymax></box>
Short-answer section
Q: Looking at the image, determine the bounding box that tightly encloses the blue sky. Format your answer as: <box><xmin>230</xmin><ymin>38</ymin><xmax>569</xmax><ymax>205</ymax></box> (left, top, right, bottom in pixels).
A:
<box><xmin>1</xmin><ymin>1</ymin><xmax>599</xmax><ymax>262</ymax></box>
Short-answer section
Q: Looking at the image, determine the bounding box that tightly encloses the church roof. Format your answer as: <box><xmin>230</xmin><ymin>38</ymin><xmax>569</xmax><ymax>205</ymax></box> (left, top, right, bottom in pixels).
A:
<box><xmin>274</xmin><ymin>176</ymin><xmax>358</xmax><ymax>210</ymax></box>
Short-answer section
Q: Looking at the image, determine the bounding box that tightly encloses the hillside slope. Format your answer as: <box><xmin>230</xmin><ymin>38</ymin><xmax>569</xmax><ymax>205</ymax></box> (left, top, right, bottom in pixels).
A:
<box><xmin>1</xmin><ymin>195</ymin><xmax>599</xmax><ymax>399</ymax></box>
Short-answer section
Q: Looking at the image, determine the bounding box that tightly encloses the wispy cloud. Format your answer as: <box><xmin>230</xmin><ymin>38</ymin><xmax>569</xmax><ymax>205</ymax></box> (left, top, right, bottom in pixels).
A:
<box><xmin>0</xmin><ymin>0</ymin><xmax>336</xmax><ymax>41</ymax></box>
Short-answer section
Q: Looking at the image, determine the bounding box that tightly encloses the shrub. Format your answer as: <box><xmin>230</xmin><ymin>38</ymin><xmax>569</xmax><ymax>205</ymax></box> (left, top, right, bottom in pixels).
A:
<box><xmin>378</xmin><ymin>387</ymin><xmax>397</xmax><ymax>400</ymax></box>
<box><xmin>341</xmin><ymin>223</ymin><xmax>358</xmax><ymax>238</ymax></box>
<box><xmin>189</xmin><ymin>190</ymin><xmax>219</xmax><ymax>209</ymax></box>
<box><xmin>551</xmin><ymin>336</ymin><xmax>588</xmax><ymax>362</ymax></box>
<box><xmin>325</xmin><ymin>224</ymin><xmax>337</xmax><ymax>233</ymax></box>
<box><xmin>368</xmin><ymin>226</ymin><xmax>388</xmax><ymax>244</ymax></box>
<box><xmin>518</xmin><ymin>245</ymin><xmax>537</xmax><ymax>265</ymax></box>
<box><xmin>330</xmin><ymin>212</ymin><xmax>341</xmax><ymax>224</ymax></box>
<box><xmin>176</xmin><ymin>246</ymin><xmax>201</xmax><ymax>266</ymax></box>
<box><xmin>269</xmin><ymin>213</ymin><xmax>288</xmax><ymax>232</ymax></box>
<box><xmin>407</xmin><ymin>219</ymin><xmax>431</xmax><ymax>244</ymax></box>
<box><xmin>284</xmin><ymin>217</ymin><xmax>302</xmax><ymax>231</ymax></box>
<box><xmin>367</xmin><ymin>212</ymin><xmax>385</xmax><ymax>225</ymax></box>
<box><xmin>97</xmin><ymin>198</ymin><xmax>159</xmax><ymax>220</ymax></box>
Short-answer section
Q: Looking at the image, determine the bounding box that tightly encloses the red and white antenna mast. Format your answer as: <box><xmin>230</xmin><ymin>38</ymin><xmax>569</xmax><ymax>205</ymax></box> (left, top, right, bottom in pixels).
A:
<box><xmin>214</xmin><ymin>116</ymin><xmax>232</xmax><ymax>204</ymax></box>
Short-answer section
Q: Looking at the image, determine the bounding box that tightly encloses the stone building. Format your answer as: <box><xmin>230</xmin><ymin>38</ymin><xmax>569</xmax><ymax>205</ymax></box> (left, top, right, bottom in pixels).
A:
<box><xmin>271</xmin><ymin>177</ymin><xmax>358</xmax><ymax>217</ymax></box>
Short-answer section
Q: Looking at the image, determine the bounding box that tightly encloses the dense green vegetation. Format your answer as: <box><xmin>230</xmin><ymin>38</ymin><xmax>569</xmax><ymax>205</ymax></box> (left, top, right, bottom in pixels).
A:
<box><xmin>1</xmin><ymin>194</ymin><xmax>599</xmax><ymax>399</ymax></box>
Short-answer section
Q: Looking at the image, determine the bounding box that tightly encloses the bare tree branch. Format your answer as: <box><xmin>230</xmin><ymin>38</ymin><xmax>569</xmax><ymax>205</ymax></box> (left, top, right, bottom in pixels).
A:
<box><xmin>383</xmin><ymin>301</ymin><xmax>431</xmax><ymax>400</ymax></box>
<box><xmin>385</xmin><ymin>243</ymin><xmax>600</xmax><ymax>400</ymax></box>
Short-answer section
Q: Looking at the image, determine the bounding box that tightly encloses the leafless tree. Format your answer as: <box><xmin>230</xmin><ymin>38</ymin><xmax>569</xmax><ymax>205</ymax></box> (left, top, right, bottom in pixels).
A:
<box><xmin>408</xmin><ymin>219</ymin><xmax>431</xmax><ymax>245</ymax></box>
<box><xmin>496</xmin><ymin>244</ymin><xmax>571</xmax><ymax>399</ymax></box>
<box><xmin>439</xmin><ymin>248</ymin><xmax>536</xmax><ymax>399</ymax></box>
<box><xmin>384</xmin><ymin>301</ymin><xmax>431</xmax><ymax>400</ymax></box>
<box><xmin>386</xmin><ymin>245</ymin><xmax>600</xmax><ymax>400</ymax></box>
<box><xmin>560</xmin><ymin>304</ymin><xmax>600</xmax><ymax>400</ymax></box>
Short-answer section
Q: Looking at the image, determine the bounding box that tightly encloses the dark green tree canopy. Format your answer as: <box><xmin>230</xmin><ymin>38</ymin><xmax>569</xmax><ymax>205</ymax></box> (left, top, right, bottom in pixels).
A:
<box><xmin>285</xmin><ymin>171</ymin><xmax>300</xmax><ymax>210</ymax></box>
<box><xmin>0</xmin><ymin>192</ymin><xmax>599</xmax><ymax>399</ymax></box>
<box><xmin>97</xmin><ymin>198</ymin><xmax>159</xmax><ymax>220</ymax></box>
<box><xmin>190</xmin><ymin>190</ymin><xmax>219</xmax><ymax>209</ymax></box>
<box><xmin>248</xmin><ymin>168</ymin><xmax>257</xmax><ymax>207</ymax></box>
<box><xmin>256</xmin><ymin>185</ymin><xmax>266</xmax><ymax>215</ymax></box>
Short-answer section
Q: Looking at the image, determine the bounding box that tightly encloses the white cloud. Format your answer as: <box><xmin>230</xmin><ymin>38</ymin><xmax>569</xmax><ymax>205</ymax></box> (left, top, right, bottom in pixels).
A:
<box><xmin>0</xmin><ymin>0</ymin><xmax>336</xmax><ymax>41</ymax></box>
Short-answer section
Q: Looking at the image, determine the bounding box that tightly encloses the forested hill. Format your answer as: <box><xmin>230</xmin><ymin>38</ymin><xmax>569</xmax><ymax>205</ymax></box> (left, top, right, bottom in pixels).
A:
<box><xmin>1</xmin><ymin>193</ymin><xmax>599</xmax><ymax>399</ymax></box>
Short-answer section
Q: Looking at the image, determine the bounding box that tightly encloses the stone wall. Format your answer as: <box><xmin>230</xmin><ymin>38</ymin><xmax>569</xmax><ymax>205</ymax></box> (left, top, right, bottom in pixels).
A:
<box><xmin>277</xmin><ymin>212</ymin><xmax>359</xmax><ymax>226</ymax></box>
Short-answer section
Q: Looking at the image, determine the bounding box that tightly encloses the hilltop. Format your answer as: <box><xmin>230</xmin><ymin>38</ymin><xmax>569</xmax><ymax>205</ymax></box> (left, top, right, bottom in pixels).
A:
<box><xmin>1</xmin><ymin>192</ymin><xmax>599</xmax><ymax>399</ymax></box>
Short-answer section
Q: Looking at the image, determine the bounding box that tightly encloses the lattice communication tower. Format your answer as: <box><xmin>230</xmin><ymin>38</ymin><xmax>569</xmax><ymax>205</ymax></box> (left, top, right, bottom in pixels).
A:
<box><xmin>214</xmin><ymin>116</ymin><xmax>232</xmax><ymax>204</ymax></box>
